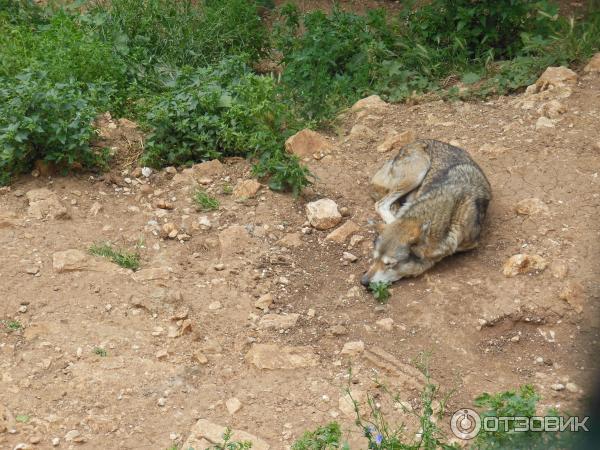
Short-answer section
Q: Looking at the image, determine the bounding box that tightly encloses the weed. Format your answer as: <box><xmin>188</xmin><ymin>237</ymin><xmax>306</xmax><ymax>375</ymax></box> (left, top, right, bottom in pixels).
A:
<box><xmin>206</xmin><ymin>428</ymin><xmax>252</xmax><ymax>450</ymax></box>
<box><xmin>221</xmin><ymin>184</ymin><xmax>234</xmax><ymax>195</ymax></box>
<box><xmin>5</xmin><ymin>320</ymin><xmax>23</xmax><ymax>331</ymax></box>
<box><xmin>15</xmin><ymin>414</ymin><xmax>29</xmax><ymax>423</ymax></box>
<box><xmin>292</xmin><ymin>422</ymin><xmax>346</xmax><ymax>450</ymax></box>
<box><xmin>193</xmin><ymin>189</ymin><xmax>220</xmax><ymax>211</ymax></box>
<box><xmin>93</xmin><ymin>347</ymin><xmax>107</xmax><ymax>357</ymax></box>
<box><xmin>89</xmin><ymin>243</ymin><xmax>140</xmax><ymax>270</ymax></box>
<box><xmin>369</xmin><ymin>281</ymin><xmax>391</xmax><ymax>304</ymax></box>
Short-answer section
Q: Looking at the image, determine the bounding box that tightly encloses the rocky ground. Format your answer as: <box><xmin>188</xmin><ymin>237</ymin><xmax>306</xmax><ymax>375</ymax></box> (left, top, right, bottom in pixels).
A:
<box><xmin>1</xmin><ymin>58</ymin><xmax>600</xmax><ymax>450</ymax></box>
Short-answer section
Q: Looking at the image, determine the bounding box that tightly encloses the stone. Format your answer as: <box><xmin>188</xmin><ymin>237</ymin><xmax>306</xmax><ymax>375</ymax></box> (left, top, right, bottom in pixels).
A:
<box><xmin>51</xmin><ymin>438</ymin><xmax>60</xmax><ymax>446</ymax></box>
<box><xmin>338</xmin><ymin>389</ymin><xmax>367</xmax><ymax>418</ymax></box>
<box><xmin>538</xmin><ymin>100</ymin><xmax>566</xmax><ymax>119</ymax></box>
<box><xmin>64</xmin><ymin>430</ymin><xmax>80</xmax><ymax>442</ymax></box>
<box><xmin>141</xmin><ymin>167</ymin><xmax>153</xmax><ymax>177</ymax></box>
<box><xmin>549</xmin><ymin>260</ymin><xmax>569</xmax><ymax>279</ymax></box>
<box><xmin>377</xmin><ymin>129</ymin><xmax>417</xmax><ymax>153</ymax></box>
<box><xmin>285</xmin><ymin>129</ymin><xmax>333</xmax><ymax>159</ymax></box>
<box><xmin>341</xmin><ymin>341</ymin><xmax>365</xmax><ymax>357</ymax></box>
<box><xmin>502</xmin><ymin>254</ymin><xmax>548</xmax><ymax>277</ymax></box>
<box><xmin>279</xmin><ymin>232</ymin><xmax>303</xmax><ymax>248</ymax></box>
<box><xmin>183</xmin><ymin>419</ymin><xmax>269</xmax><ymax>450</ymax></box>
<box><xmin>233</xmin><ymin>179</ymin><xmax>262</xmax><ymax>199</ymax></box>
<box><xmin>131</xmin><ymin>267</ymin><xmax>171</xmax><ymax>282</ymax></box>
<box><xmin>154</xmin><ymin>199</ymin><xmax>174</xmax><ymax>210</ymax></box>
<box><xmin>306</xmin><ymin>199</ymin><xmax>342</xmax><ymax>230</ymax></box>
<box><xmin>349</xmin><ymin>124</ymin><xmax>376</xmax><ymax>141</ymax></box>
<box><xmin>157</xmin><ymin>397</ymin><xmax>167</xmax><ymax>407</ymax></box>
<box><xmin>255</xmin><ymin>293</ymin><xmax>273</xmax><ymax>311</ymax></box>
<box><xmin>53</xmin><ymin>249</ymin><xmax>114</xmax><ymax>273</ymax></box>
<box><xmin>208</xmin><ymin>301</ymin><xmax>222</xmax><ymax>311</ymax></box>
<box><xmin>193</xmin><ymin>160</ymin><xmax>224</xmax><ymax>178</ymax></box>
<box><xmin>156</xmin><ymin>349</ymin><xmax>169</xmax><ymax>360</ymax></box>
<box><xmin>245</xmin><ymin>344</ymin><xmax>318</xmax><ymax>369</ymax></box>
<box><xmin>376</xmin><ymin>318</ymin><xmax>394</xmax><ymax>331</ymax></box>
<box><xmin>226</xmin><ymin>397</ymin><xmax>242</xmax><ymax>415</ymax></box>
<box><xmin>584</xmin><ymin>53</ymin><xmax>600</xmax><ymax>73</ymax></box>
<box><xmin>351</xmin><ymin>95</ymin><xmax>388</xmax><ymax>112</ymax></box>
<box><xmin>325</xmin><ymin>220</ymin><xmax>360</xmax><ymax>244</ymax></box>
<box><xmin>342</xmin><ymin>252</ymin><xmax>358</xmax><ymax>262</ymax></box>
<box><xmin>550</xmin><ymin>383</ymin><xmax>565</xmax><ymax>391</ymax></box>
<box><xmin>26</xmin><ymin>188</ymin><xmax>69</xmax><ymax>220</ymax></box>
<box><xmin>161</xmin><ymin>222</ymin><xmax>178</xmax><ymax>239</ymax></box>
<box><xmin>89</xmin><ymin>201</ymin><xmax>103</xmax><ymax>216</ymax></box>
<box><xmin>258</xmin><ymin>313</ymin><xmax>300</xmax><ymax>330</ymax></box>
<box><xmin>25</xmin><ymin>266</ymin><xmax>39</xmax><ymax>275</ymax></box>
<box><xmin>559</xmin><ymin>281</ymin><xmax>584</xmax><ymax>313</ymax></box>
<box><xmin>533</xmin><ymin>66</ymin><xmax>578</xmax><ymax>93</ymax></box>
<box><xmin>535</xmin><ymin>116</ymin><xmax>555</xmax><ymax>130</ymax></box>
<box><xmin>193</xmin><ymin>352</ymin><xmax>208</xmax><ymax>365</ymax></box>
<box><xmin>515</xmin><ymin>198</ymin><xmax>549</xmax><ymax>215</ymax></box>
<box><xmin>565</xmin><ymin>382</ymin><xmax>579</xmax><ymax>393</ymax></box>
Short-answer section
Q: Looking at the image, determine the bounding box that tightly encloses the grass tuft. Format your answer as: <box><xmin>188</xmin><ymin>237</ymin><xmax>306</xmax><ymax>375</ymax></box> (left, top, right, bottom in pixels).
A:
<box><xmin>193</xmin><ymin>189</ymin><xmax>220</xmax><ymax>211</ymax></box>
<box><xmin>89</xmin><ymin>243</ymin><xmax>140</xmax><ymax>270</ymax></box>
<box><xmin>369</xmin><ymin>281</ymin><xmax>391</xmax><ymax>304</ymax></box>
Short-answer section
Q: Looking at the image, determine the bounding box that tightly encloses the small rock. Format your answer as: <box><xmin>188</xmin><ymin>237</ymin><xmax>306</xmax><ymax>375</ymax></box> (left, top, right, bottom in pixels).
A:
<box><xmin>328</xmin><ymin>325</ymin><xmax>347</xmax><ymax>336</ymax></box>
<box><xmin>535</xmin><ymin>116</ymin><xmax>555</xmax><ymax>130</ymax></box>
<box><xmin>154</xmin><ymin>199</ymin><xmax>174</xmax><ymax>210</ymax></box>
<box><xmin>89</xmin><ymin>201</ymin><xmax>103</xmax><ymax>216</ymax></box>
<box><xmin>306</xmin><ymin>199</ymin><xmax>342</xmax><ymax>230</ymax></box>
<box><xmin>351</xmin><ymin>95</ymin><xmax>388</xmax><ymax>112</ymax></box>
<box><xmin>156</xmin><ymin>349</ymin><xmax>169</xmax><ymax>360</ymax></box>
<box><xmin>245</xmin><ymin>344</ymin><xmax>319</xmax><ymax>369</ymax></box>
<box><xmin>341</xmin><ymin>341</ymin><xmax>365</xmax><ymax>357</ymax></box>
<box><xmin>559</xmin><ymin>281</ymin><xmax>584</xmax><ymax>313</ymax></box>
<box><xmin>193</xmin><ymin>160</ymin><xmax>224</xmax><ymax>178</ymax></box>
<box><xmin>515</xmin><ymin>198</ymin><xmax>549</xmax><ymax>215</ymax></box>
<box><xmin>349</xmin><ymin>235</ymin><xmax>364</xmax><ymax>248</ymax></box>
<box><xmin>25</xmin><ymin>266</ymin><xmax>39</xmax><ymax>275</ymax></box>
<box><xmin>533</xmin><ymin>66</ymin><xmax>578</xmax><ymax>93</ymax></box>
<box><xmin>285</xmin><ymin>129</ymin><xmax>333</xmax><ymax>159</ymax></box>
<box><xmin>549</xmin><ymin>260</ymin><xmax>569</xmax><ymax>279</ymax></box>
<box><xmin>325</xmin><ymin>221</ymin><xmax>360</xmax><ymax>244</ymax></box>
<box><xmin>157</xmin><ymin>397</ymin><xmax>167</xmax><ymax>407</ymax></box>
<box><xmin>13</xmin><ymin>444</ymin><xmax>30</xmax><ymax>450</ymax></box>
<box><xmin>550</xmin><ymin>383</ymin><xmax>565</xmax><ymax>391</ymax></box>
<box><xmin>307</xmin><ymin>308</ymin><xmax>316</xmax><ymax>318</ymax></box>
<box><xmin>208</xmin><ymin>301</ymin><xmax>222</xmax><ymax>311</ymax></box>
<box><xmin>233</xmin><ymin>179</ymin><xmax>261</xmax><ymax>199</ymax></box>
<box><xmin>258</xmin><ymin>313</ymin><xmax>300</xmax><ymax>330</ymax></box>
<box><xmin>226</xmin><ymin>397</ymin><xmax>242</xmax><ymax>415</ymax></box>
<box><xmin>377</xmin><ymin>129</ymin><xmax>417</xmax><ymax>153</ymax></box>
<box><xmin>193</xmin><ymin>352</ymin><xmax>208</xmax><ymax>365</ymax></box>
<box><xmin>565</xmin><ymin>382</ymin><xmax>579</xmax><ymax>393</ymax></box>
<box><xmin>26</xmin><ymin>188</ymin><xmax>69</xmax><ymax>220</ymax></box>
<box><xmin>18</xmin><ymin>305</ymin><xmax>27</xmax><ymax>313</ymax></box>
<box><xmin>510</xmin><ymin>335</ymin><xmax>520</xmax><ymax>342</ymax></box>
<box><xmin>342</xmin><ymin>252</ymin><xmax>358</xmax><ymax>262</ymax></box>
<box><xmin>165</xmin><ymin>167</ymin><xmax>177</xmax><ymax>175</ymax></box>
<box><xmin>255</xmin><ymin>293</ymin><xmax>273</xmax><ymax>311</ymax></box>
<box><xmin>141</xmin><ymin>167</ymin><xmax>153</xmax><ymax>177</ymax></box>
<box><xmin>214</xmin><ymin>263</ymin><xmax>225</xmax><ymax>271</ymax></box>
<box><xmin>584</xmin><ymin>52</ymin><xmax>600</xmax><ymax>72</ymax></box>
<box><xmin>538</xmin><ymin>100</ymin><xmax>566</xmax><ymax>119</ymax></box>
<box><xmin>161</xmin><ymin>222</ymin><xmax>178</xmax><ymax>239</ymax></box>
<box><xmin>502</xmin><ymin>254</ymin><xmax>548</xmax><ymax>277</ymax></box>
<box><xmin>278</xmin><ymin>232</ymin><xmax>303</xmax><ymax>248</ymax></box>
<box><xmin>376</xmin><ymin>318</ymin><xmax>394</xmax><ymax>331</ymax></box>
<box><xmin>51</xmin><ymin>438</ymin><xmax>60</xmax><ymax>447</ymax></box>
<box><xmin>64</xmin><ymin>430</ymin><xmax>80</xmax><ymax>442</ymax></box>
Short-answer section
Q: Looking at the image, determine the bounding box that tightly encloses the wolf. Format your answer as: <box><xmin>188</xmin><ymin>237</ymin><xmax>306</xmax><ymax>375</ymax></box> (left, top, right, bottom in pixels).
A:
<box><xmin>361</xmin><ymin>139</ymin><xmax>491</xmax><ymax>285</ymax></box>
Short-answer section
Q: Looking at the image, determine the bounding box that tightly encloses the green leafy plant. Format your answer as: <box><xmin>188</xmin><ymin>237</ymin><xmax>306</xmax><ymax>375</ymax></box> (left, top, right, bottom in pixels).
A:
<box><xmin>206</xmin><ymin>428</ymin><xmax>252</xmax><ymax>450</ymax></box>
<box><xmin>89</xmin><ymin>243</ymin><xmax>140</xmax><ymax>270</ymax></box>
<box><xmin>369</xmin><ymin>281</ymin><xmax>391</xmax><ymax>304</ymax></box>
<box><xmin>6</xmin><ymin>320</ymin><xmax>23</xmax><ymax>331</ymax></box>
<box><xmin>0</xmin><ymin>71</ymin><xmax>110</xmax><ymax>186</ymax></box>
<box><xmin>292</xmin><ymin>422</ymin><xmax>346</xmax><ymax>450</ymax></box>
<box><xmin>15</xmin><ymin>414</ymin><xmax>30</xmax><ymax>423</ymax></box>
<box><xmin>93</xmin><ymin>347</ymin><xmax>108</xmax><ymax>357</ymax></box>
<box><xmin>193</xmin><ymin>189</ymin><xmax>220</xmax><ymax>211</ymax></box>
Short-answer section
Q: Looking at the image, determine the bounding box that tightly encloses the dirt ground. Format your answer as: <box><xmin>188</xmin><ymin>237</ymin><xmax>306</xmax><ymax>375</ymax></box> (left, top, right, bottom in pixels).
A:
<box><xmin>1</xmin><ymin>64</ymin><xmax>600</xmax><ymax>448</ymax></box>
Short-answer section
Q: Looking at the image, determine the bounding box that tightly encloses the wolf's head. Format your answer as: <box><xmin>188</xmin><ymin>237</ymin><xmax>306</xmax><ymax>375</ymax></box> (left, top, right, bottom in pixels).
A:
<box><xmin>361</xmin><ymin>218</ymin><xmax>430</xmax><ymax>286</ymax></box>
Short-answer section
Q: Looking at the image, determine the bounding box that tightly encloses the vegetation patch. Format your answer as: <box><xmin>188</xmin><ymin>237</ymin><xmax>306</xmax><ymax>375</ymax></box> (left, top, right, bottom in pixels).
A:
<box><xmin>89</xmin><ymin>242</ymin><xmax>140</xmax><ymax>270</ymax></box>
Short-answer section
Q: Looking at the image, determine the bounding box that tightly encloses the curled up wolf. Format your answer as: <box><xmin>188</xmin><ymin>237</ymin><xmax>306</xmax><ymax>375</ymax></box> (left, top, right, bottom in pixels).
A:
<box><xmin>361</xmin><ymin>139</ymin><xmax>492</xmax><ymax>286</ymax></box>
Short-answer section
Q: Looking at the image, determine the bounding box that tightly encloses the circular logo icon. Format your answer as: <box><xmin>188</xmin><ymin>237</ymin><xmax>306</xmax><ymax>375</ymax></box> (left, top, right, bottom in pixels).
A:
<box><xmin>450</xmin><ymin>408</ymin><xmax>481</xmax><ymax>440</ymax></box>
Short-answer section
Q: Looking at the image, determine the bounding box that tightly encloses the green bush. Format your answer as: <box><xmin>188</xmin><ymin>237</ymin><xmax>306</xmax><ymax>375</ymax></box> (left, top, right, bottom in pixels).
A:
<box><xmin>86</xmin><ymin>0</ymin><xmax>268</xmax><ymax>71</ymax></box>
<box><xmin>0</xmin><ymin>71</ymin><xmax>109</xmax><ymax>185</ymax></box>
<box><xmin>0</xmin><ymin>11</ymin><xmax>128</xmax><ymax>108</ymax></box>
<box><xmin>141</xmin><ymin>58</ymin><xmax>310</xmax><ymax>194</ymax></box>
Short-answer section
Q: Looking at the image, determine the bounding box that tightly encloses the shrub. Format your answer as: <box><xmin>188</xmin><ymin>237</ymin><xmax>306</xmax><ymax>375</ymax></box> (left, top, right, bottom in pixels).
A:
<box><xmin>86</xmin><ymin>0</ymin><xmax>268</xmax><ymax>71</ymax></box>
<box><xmin>142</xmin><ymin>58</ymin><xmax>310</xmax><ymax>194</ymax></box>
<box><xmin>0</xmin><ymin>71</ymin><xmax>109</xmax><ymax>185</ymax></box>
